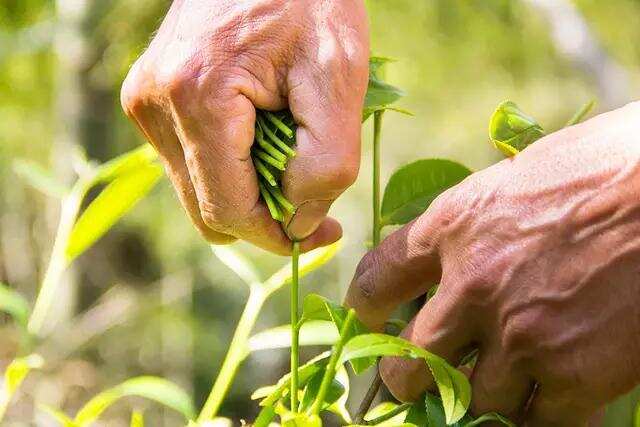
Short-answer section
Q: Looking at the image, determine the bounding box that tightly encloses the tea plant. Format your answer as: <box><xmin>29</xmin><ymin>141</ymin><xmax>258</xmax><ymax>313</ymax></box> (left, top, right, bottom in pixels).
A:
<box><xmin>0</xmin><ymin>53</ymin><xmax>601</xmax><ymax>426</ymax></box>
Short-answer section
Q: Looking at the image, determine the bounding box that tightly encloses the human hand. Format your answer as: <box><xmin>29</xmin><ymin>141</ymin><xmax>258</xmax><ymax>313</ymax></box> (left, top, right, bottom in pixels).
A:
<box><xmin>120</xmin><ymin>0</ymin><xmax>369</xmax><ymax>254</ymax></box>
<box><xmin>346</xmin><ymin>102</ymin><xmax>640</xmax><ymax>426</ymax></box>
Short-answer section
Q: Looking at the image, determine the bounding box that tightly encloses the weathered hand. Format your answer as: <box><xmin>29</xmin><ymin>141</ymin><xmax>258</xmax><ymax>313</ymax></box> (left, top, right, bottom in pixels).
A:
<box><xmin>346</xmin><ymin>102</ymin><xmax>640</xmax><ymax>426</ymax></box>
<box><xmin>120</xmin><ymin>0</ymin><xmax>369</xmax><ymax>254</ymax></box>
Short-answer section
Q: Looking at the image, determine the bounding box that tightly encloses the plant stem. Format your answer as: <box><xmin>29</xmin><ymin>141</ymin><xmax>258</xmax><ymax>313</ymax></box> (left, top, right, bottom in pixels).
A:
<box><xmin>290</xmin><ymin>241</ymin><xmax>300</xmax><ymax>412</ymax></box>
<box><xmin>363</xmin><ymin>402</ymin><xmax>412</xmax><ymax>425</ymax></box>
<box><xmin>310</xmin><ymin>309</ymin><xmax>356</xmax><ymax>415</ymax></box>
<box><xmin>28</xmin><ymin>178</ymin><xmax>91</xmax><ymax>337</ymax></box>
<box><xmin>372</xmin><ymin>110</ymin><xmax>383</xmax><ymax>247</ymax></box>
<box><xmin>354</xmin><ymin>371</ymin><xmax>383</xmax><ymax>424</ymax></box>
<box><xmin>197</xmin><ymin>286</ymin><xmax>267</xmax><ymax>421</ymax></box>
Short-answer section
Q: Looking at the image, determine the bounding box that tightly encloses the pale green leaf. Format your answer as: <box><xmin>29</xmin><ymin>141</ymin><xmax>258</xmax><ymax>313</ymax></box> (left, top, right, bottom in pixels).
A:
<box><xmin>340</xmin><ymin>334</ymin><xmax>471</xmax><ymax>424</ymax></box>
<box><xmin>281</xmin><ymin>412</ymin><xmax>321</xmax><ymax>427</ymax></box>
<box><xmin>247</xmin><ymin>320</ymin><xmax>339</xmax><ymax>353</ymax></box>
<box><xmin>489</xmin><ymin>101</ymin><xmax>545</xmax><ymax>156</ymax></box>
<box><xmin>211</xmin><ymin>246</ymin><xmax>262</xmax><ymax>286</ymax></box>
<box><xmin>263</xmin><ymin>241</ymin><xmax>341</xmax><ymax>293</ymax></box>
<box><xmin>0</xmin><ymin>282</ymin><xmax>30</xmax><ymax>328</ymax></box>
<box><xmin>327</xmin><ymin>366</ymin><xmax>351</xmax><ymax>424</ymax></box>
<box><xmin>363</xmin><ymin>78</ymin><xmax>405</xmax><ymax>121</ymax></box>
<box><xmin>13</xmin><ymin>159</ymin><xmax>68</xmax><ymax>198</ymax></box>
<box><xmin>565</xmin><ymin>100</ymin><xmax>596</xmax><ymax>127</ymax></box>
<box><xmin>381</xmin><ymin>159</ymin><xmax>472</xmax><ymax>226</ymax></box>
<box><xmin>65</xmin><ymin>164</ymin><xmax>162</xmax><ymax>262</ymax></box>
<box><xmin>74</xmin><ymin>376</ymin><xmax>195</xmax><ymax>425</ymax></box>
<box><xmin>0</xmin><ymin>354</ymin><xmax>44</xmax><ymax>421</ymax></box>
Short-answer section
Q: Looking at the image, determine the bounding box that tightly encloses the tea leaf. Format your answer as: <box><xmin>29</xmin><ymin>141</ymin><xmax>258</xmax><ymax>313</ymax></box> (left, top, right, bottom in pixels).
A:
<box><xmin>340</xmin><ymin>334</ymin><xmax>471</xmax><ymax>424</ymax></box>
<box><xmin>74</xmin><ymin>376</ymin><xmax>195</xmax><ymax>425</ymax></box>
<box><xmin>65</xmin><ymin>163</ymin><xmax>162</xmax><ymax>262</ymax></box>
<box><xmin>211</xmin><ymin>246</ymin><xmax>262</xmax><ymax>287</ymax></box>
<box><xmin>364</xmin><ymin>401</ymin><xmax>410</xmax><ymax>425</ymax></box>
<box><xmin>263</xmin><ymin>241</ymin><xmax>341</xmax><ymax>293</ymax></box>
<box><xmin>13</xmin><ymin>159</ymin><xmax>68</xmax><ymax>198</ymax></box>
<box><xmin>130</xmin><ymin>411</ymin><xmax>144</xmax><ymax>427</ymax></box>
<box><xmin>0</xmin><ymin>354</ymin><xmax>44</xmax><ymax>421</ymax></box>
<box><xmin>363</xmin><ymin>78</ymin><xmax>405</xmax><ymax>122</ymax></box>
<box><xmin>566</xmin><ymin>100</ymin><xmax>596</xmax><ymax>127</ymax></box>
<box><xmin>253</xmin><ymin>405</ymin><xmax>277</xmax><ymax>427</ymax></box>
<box><xmin>0</xmin><ymin>282</ymin><xmax>30</xmax><ymax>328</ymax></box>
<box><xmin>299</xmin><ymin>368</ymin><xmax>345</xmax><ymax>413</ymax></box>
<box><xmin>301</xmin><ymin>294</ymin><xmax>375</xmax><ymax>373</ymax></box>
<box><xmin>93</xmin><ymin>144</ymin><xmax>159</xmax><ymax>183</ymax></box>
<box><xmin>247</xmin><ymin>320</ymin><xmax>339</xmax><ymax>353</ymax></box>
<box><xmin>281</xmin><ymin>412</ymin><xmax>321</xmax><ymax>427</ymax></box>
<box><xmin>489</xmin><ymin>101</ymin><xmax>545</xmax><ymax>156</ymax></box>
<box><xmin>326</xmin><ymin>366</ymin><xmax>351</xmax><ymax>423</ymax></box>
<box><xmin>381</xmin><ymin>159</ymin><xmax>472</xmax><ymax>226</ymax></box>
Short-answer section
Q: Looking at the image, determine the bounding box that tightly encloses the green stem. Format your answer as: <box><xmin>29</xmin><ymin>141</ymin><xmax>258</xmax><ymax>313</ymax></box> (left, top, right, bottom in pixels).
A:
<box><xmin>290</xmin><ymin>241</ymin><xmax>300</xmax><ymax>411</ymax></box>
<box><xmin>310</xmin><ymin>309</ymin><xmax>356</xmax><ymax>415</ymax></box>
<box><xmin>264</xmin><ymin>111</ymin><xmax>294</xmax><ymax>139</ymax></box>
<box><xmin>28</xmin><ymin>178</ymin><xmax>92</xmax><ymax>337</ymax></box>
<box><xmin>372</xmin><ymin>111</ymin><xmax>383</xmax><ymax>247</ymax></box>
<box><xmin>197</xmin><ymin>286</ymin><xmax>267</xmax><ymax>421</ymax></box>
<box><xmin>364</xmin><ymin>403</ymin><xmax>412</xmax><ymax>425</ymax></box>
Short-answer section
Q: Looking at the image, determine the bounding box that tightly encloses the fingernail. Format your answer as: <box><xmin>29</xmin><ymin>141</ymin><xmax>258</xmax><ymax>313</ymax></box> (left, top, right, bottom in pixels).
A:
<box><xmin>285</xmin><ymin>200</ymin><xmax>333</xmax><ymax>240</ymax></box>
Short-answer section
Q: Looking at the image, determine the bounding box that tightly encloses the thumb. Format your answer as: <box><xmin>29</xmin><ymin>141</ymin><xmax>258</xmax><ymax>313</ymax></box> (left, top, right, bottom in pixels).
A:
<box><xmin>282</xmin><ymin>45</ymin><xmax>368</xmax><ymax>240</ymax></box>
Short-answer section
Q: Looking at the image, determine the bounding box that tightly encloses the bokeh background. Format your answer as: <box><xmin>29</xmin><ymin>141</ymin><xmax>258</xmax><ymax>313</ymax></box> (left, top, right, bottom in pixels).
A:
<box><xmin>1</xmin><ymin>0</ymin><xmax>639</xmax><ymax>425</ymax></box>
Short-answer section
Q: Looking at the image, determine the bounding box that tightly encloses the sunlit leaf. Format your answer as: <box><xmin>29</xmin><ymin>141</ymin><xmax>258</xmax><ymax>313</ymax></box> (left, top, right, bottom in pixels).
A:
<box><xmin>381</xmin><ymin>159</ymin><xmax>472</xmax><ymax>226</ymax></box>
<box><xmin>130</xmin><ymin>410</ymin><xmax>144</xmax><ymax>427</ymax></box>
<box><xmin>363</xmin><ymin>401</ymin><xmax>410</xmax><ymax>426</ymax></box>
<box><xmin>281</xmin><ymin>412</ymin><xmax>321</xmax><ymax>427</ymax></box>
<box><xmin>566</xmin><ymin>100</ymin><xmax>596</xmax><ymax>127</ymax></box>
<box><xmin>247</xmin><ymin>320</ymin><xmax>339</xmax><ymax>353</ymax></box>
<box><xmin>74</xmin><ymin>376</ymin><xmax>195</xmax><ymax>425</ymax></box>
<box><xmin>211</xmin><ymin>246</ymin><xmax>262</xmax><ymax>287</ymax></box>
<box><xmin>340</xmin><ymin>334</ymin><xmax>471</xmax><ymax>424</ymax></box>
<box><xmin>93</xmin><ymin>144</ymin><xmax>159</xmax><ymax>183</ymax></box>
<box><xmin>489</xmin><ymin>101</ymin><xmax>545</xmax><ymax>156</ymax></box>
<box><xmin>0</xmin><ymin>354</ymin><xmax>44</xmax><ymax>421</ymax></box>
<box><xmin>263</xmin><ymin>241</ymin><xmax>341</xmax><ymax>293</ymax></box>
<box><xmin>65</xmin><ymin>163</ymin><xmax>162</xmax><ymax>262</ymax></box>
<box><xmin>13</xmin><ymin>159</ymin><xmax>68</xmax><ymax>198</ymax></box>
<box><xmin>0</xmin><ymin>282</ymin><xmax>30</xmax><ymax>328</ymax></box>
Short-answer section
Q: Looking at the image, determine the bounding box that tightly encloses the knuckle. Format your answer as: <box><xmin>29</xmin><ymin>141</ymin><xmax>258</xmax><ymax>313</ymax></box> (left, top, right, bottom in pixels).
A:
<box><xmin>120</xmin><ymin>59</ymin><xmax>151</xmax><ymax>118</ymax></box>
<box><xmin>501</xmin><ymin>306</ymin><xmax>546</xmax><ymax>358</ymax></box>
<box><xmin>199</xmin><ymin>201</ymin><xmax>237</xmax><ymax>235</ymax></box>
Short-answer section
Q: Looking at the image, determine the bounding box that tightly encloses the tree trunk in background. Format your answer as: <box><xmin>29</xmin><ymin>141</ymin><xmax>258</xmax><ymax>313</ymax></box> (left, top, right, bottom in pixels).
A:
<box><xmin>524</xmin><ymin>0</ymin><xmax>631</xmax><ymax>109</ymax></box>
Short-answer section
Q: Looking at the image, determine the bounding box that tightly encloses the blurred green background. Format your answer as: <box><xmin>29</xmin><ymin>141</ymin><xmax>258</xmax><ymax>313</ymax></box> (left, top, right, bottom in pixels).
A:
<box><xmin>1</xmin><ymin>0</ymin><xmax>639</xmax><ymax>425</ymax></box>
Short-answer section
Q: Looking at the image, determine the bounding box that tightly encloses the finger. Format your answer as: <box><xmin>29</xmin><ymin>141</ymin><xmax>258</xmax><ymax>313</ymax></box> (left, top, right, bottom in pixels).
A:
<box><xmin>344</xmin><ymin>210</ymin><xmax>446</xmax><ymax>331</ymax></box>
<box><xmin>470</xmin><ymin>346</ymin><xmax>534</xmax><ymax>424</ymax></box>
<box><xmin>379</xmin><ymin>286</ymin><xmax>475</xmax><ymax>402</ymax></box>
<box><xmin>282</xmin><ymin>43</ymin><xmax>369</xmax><ymax>240</ymax></box>
<box><xmin>120</xmin><ymin>89</ymin><xmax>235</xmax><ymax>245</ymax></box>
<box><xmin>524</xmin><ymin>387</ymin><xmax>596</xmax><ymax>427</ymax></box>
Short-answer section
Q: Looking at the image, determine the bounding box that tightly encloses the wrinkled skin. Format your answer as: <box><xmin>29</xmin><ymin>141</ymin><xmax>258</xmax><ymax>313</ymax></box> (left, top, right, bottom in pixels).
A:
<box><xmin>121</xmin><ymin>0</ymin><xmax>369</xmax><ymax>254</ymax></box>
<box><xmin>346</xmin><ymin>102</ymin><xmax>640</xmax><ymax>426</ymax></box>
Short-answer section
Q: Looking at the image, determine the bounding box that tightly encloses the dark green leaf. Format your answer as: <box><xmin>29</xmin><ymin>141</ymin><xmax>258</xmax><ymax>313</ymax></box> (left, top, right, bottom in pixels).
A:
<box><xmin>340</xmin><ymin>334</ymin><xmax>471</xmax><ymax>424</ymax></box>
<box><xmin>299</xmin><ymin>368</ymin><xmax>345</xmax><ymax>413</ymax></box>
<box><xmin>301</xmin><ymin>294</ymin><xmax>375</xmax><ymax>373</ymax></box>
<box><xmin>489</xmin><ymin>101</ymin><xmax>545</xmax><ymax>156</ymax></box>
<box><xmin>363</xmin><ymin>78</ymin><xmax>405</xmax><ymax>121</ymax></box>
<box><xmin>381</xmin><ymin>159</ymin><xmax>472</xmax><ymax>226</ymax></box>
